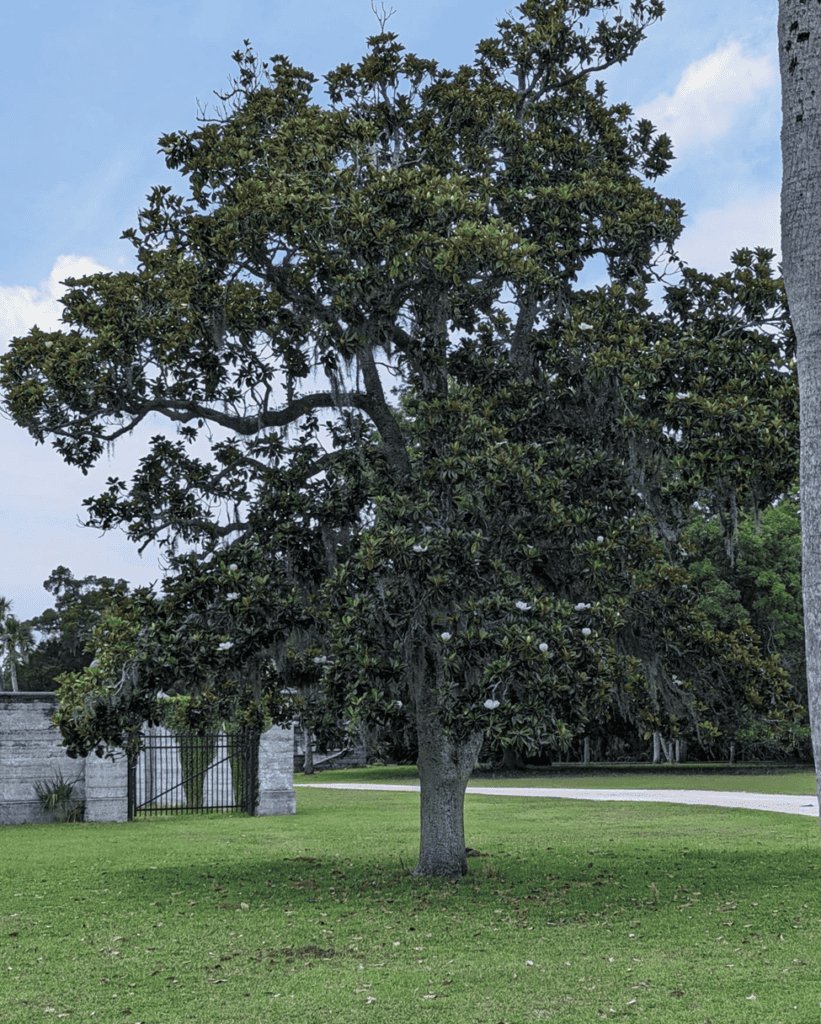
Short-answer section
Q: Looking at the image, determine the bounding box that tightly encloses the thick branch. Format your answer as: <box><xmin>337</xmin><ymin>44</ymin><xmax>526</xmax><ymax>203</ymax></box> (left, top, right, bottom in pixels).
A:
<box><xmin>100</xmin><ymin>389</ymin><xmax>379</xmax><ymax>441</ymax></box>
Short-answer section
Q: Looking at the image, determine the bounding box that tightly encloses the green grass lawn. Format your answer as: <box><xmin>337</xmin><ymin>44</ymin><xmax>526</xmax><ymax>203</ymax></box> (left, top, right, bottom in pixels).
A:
<box><xmin>2</xmin><ymin>775</ymin><xmax>820</xmax><ymax>1023</ymax></box>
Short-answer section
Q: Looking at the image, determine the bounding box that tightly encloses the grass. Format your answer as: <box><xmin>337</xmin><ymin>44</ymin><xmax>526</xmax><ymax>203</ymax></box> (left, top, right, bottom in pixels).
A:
<box><xmin>2</xmin><ymin>770</ymin><xmax>820</xmax><ymax>1023</ymax></box>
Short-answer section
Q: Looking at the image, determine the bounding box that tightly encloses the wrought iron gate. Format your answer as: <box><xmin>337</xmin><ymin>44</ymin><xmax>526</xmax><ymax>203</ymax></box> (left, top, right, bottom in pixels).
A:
<box><xmin>128</xmin><ymin>728</ymin><xmax>259</xmax><ymax>820</ymax></box>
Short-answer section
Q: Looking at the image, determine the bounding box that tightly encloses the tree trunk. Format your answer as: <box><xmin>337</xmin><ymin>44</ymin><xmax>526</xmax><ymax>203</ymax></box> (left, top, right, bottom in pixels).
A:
<box><xmin>501</xmin><ymin>745</ymin><xmax>527</xmax><ymax>771</ymax></box>
<box><xmin>302</xmin><ymin>728</ymin><xmax>314</xmax><ymax>776</ymax></box>
<box><xmin>583</xmin><ymin>736</ymin><xmax>590</xmax><ymax>764</ymax></box>
<box><xmin>779</xmin><ymin>1</ymin><xmax>821</xmax><ymax>834</ymax></box>
<box><xmin>658</xmin><ymin>735</ymin><xmax>673</xmax><ymax>763</ymax></box>
<box><xmin>414</xmin><ymin>709</ymin><xmax>483</xmax><ymax>878</ymax></box>
<box><xmin>652</xmin><ymin>731</ymin><xmax>661</xmax><ymax>764</ymax></box>
<box><xmin>9</xmin><ymin>659</ymin><xmax>18</xmax><ymax>692</ymax></box>
<box><xmin>729</xmin><ymin>740</ymin><xmax>736</xmax><ymax>765</ymax></box>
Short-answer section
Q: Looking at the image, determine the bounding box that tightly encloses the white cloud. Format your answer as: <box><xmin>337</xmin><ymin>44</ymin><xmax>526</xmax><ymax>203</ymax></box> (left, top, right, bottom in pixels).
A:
<box><xmin>677</xmin><ymin>191</ymin><xmax>781</xmax><ymax>274</ymax></box>
<box><xmin>0</xmin><ymin>254</ymin><xmax>110</xmax><ymax>346</ymax></box>
<box><xmin>636</xmin><ymin>40</ymin><xmax>775</xmax><ymax>151</ymax></box>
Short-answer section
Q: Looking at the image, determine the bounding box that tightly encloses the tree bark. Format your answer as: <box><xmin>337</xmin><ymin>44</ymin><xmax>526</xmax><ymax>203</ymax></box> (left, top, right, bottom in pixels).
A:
<box><xmin>583</xmin><ymin>736</ymin><xmax>590</xmax><ymax>764</ymax></box>
<box><xmin>779</xmin><ymin>0</ymin><xmax>821</xmax><ymax>834</ymax></box>
<box><xmin>302</xmin><ymin>727</ymin><xmax>314</xmax><ymax>776</ymax></box>
<box><xmin>414</xmin><ymin>700</ymin><xmax>483</xmax><ymax>878</ymax></box>
<box><xmin>501</xmin><ymin>745</ymin><xmax>527</xmax><ymax>771</ymax></box>
<box><xmin>652</xmin><ymin>731</ymin><xmax>661</xmax><ymax>764</ymax></box>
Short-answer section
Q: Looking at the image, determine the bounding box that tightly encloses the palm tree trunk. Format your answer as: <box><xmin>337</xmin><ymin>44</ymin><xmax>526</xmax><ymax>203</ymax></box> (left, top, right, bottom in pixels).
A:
<box><xmin>779</xmin><ymin>0</ymin><xmax>821</xmax><ymax>836</ymax></box>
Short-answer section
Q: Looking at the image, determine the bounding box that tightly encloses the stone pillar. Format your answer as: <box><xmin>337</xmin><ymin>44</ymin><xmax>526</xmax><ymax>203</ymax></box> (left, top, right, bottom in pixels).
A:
<box><xmin>84</xmin><ymin>748</ymin><xmax>129</xmax><ymax>822</ymax></box>
<box><xmin>0</xmin><ymin>692</ymin><xmax>85</xmax><ymax>825</ymax></box>
<box><xmin>256</xmin><ymin>722</ymin><xmax>296</xmax><ymax>815</ymax></box>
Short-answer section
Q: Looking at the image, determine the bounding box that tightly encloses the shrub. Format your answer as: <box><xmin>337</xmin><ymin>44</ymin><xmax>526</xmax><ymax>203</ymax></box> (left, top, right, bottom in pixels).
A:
<box><xmin>33</xmin><ymin>771</ymin><xmax>84</xmax><ymax>822</ymax></box>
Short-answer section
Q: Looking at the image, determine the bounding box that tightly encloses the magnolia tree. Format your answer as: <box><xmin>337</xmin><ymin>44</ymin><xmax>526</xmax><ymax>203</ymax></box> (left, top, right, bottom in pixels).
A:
<box><xmin>1</xmin><ymin>0</ymin><xmax>799</xmax><ymax>876</ymax></box>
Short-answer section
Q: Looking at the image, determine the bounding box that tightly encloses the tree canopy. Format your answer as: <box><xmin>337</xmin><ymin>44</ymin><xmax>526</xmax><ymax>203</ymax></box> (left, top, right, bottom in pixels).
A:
<box><xmin>1</xmin><ymin>0</ymin><xmax>801</xmax><ymax>875</ymax></box>
<box><xmin>9</xmin><ymin>567</ymin><xmax>131</xmax><ymax>692</ymax></box>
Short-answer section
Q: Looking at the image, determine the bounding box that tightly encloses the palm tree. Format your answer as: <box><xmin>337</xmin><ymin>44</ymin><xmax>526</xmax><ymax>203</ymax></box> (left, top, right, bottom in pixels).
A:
<box><xmin>0</xmin><ymin>599</ymin><xmax>34</xmax><ymax>691</ymax></box>
<box><xmin>779</xmin><ymin>1</ymin><xmax>821</xmax><ymax>831</ymax></box>
<box><xmin>0</xmin><ymin>595</ymin><xmax>12</xmax><ymax>690</ymax></box>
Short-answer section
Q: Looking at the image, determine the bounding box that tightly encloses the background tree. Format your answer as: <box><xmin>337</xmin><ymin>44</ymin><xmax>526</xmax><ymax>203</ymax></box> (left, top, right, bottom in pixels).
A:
<box><xmin>778</xmin><ymin>0</ymin><xmax>821</xmax><ymax>827</ymax></box>
<box><xmin>0</xmin><ymin>601</ymin><xmax>34</xmax><ymax>692</ymax></box>
<box><xmin>14</xmin><ymin>566</ymin><xmax>131</xmax><ymax>692</ymax></box>
<box><xmin>1</xmin><ymin>0</ymin><xmax>798</xmax><ymax>875</ymax></box>
<box><xmin>681</xmin><ymin>488</ymin><xmax>807</xmax><ymax>758</ymax></box>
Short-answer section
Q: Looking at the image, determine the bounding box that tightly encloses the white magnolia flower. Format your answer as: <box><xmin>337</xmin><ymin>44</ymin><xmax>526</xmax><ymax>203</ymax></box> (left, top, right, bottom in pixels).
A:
<box><xmin>581</xmin><ymin>628</ymin><xmax>591</xmax><ymax>636</ymax></box>
<box><xmin>515</xmin><ymin>601</ymin><xmax>531</xmax><ymax>611</ymax></box>
<box><xmin>229</xmin><ymin>563</ymin><xmax>238</xmax><ymax>571</ymax></box>
<box><xmin>313</xmin><ymin>656</ymin><xmax>327</xmax><ymax>665</ymax></box>
<box><xmin>484</xmin><ymin>699</ymin><xmax>500</xmax><ymax>710</ymax></box>
<box><xmin>225</xmin><ymin>593</ymin><xmax>239</xmax><ymax>600</ymax></box>
<box><xmin>44</xmin><ymin>340</ymin><xmax>54</xmax><ymax>349</ymax></box>
<box><xmin>412</xmin><ymin>544</ymin><xmax>427</xmax><ymax>553</ymax></box>
<box><xmin>395</xmin><ymin>701</ymin><xmax>403</xmax><ymax>708</ymax></box>
<box><xmin>579</xmin><ymin>322</ymin><xmax>593</xmax><ymax>330</ymax></box>
<box><xmin>574</xmin><ymin>602</ymin><xmax>591</xmax><ymax>611</ymax></box>
<box><xmin>218</xmin><ymin>641</ymin><xmax>234</xmax><ymax>650</ymax></box>
<box><xmin>440</xmin><ymin>632</ymin><xmax>452</xmax><ymax>641</ymax></box>
<box><xmin>596</xmin><ymin>536</ymin><xmax>604</xmax><ymax>543</ymax></box>
<box><xmin>539</xmin><ymin>643</ymin><xmax>549</xmax><ymax>652</ymax></box>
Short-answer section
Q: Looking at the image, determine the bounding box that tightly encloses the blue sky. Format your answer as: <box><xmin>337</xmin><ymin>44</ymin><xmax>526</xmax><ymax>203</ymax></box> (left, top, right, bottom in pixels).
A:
<box><xmin>0</xmin><ymin>0</ymin><xmax>780</xmax><ymax>622</ymax></box>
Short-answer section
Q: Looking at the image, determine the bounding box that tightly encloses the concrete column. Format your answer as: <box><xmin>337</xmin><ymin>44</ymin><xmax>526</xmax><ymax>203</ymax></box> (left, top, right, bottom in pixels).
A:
<box><xmin>84</xmin><ymin>748</ymin><xmax>129</xmax><ymax>822</ymax></box>
<box><xmin>256</xmin><ymin>722</ymin><xmax>296</xmax><ymax>815</ymax></box>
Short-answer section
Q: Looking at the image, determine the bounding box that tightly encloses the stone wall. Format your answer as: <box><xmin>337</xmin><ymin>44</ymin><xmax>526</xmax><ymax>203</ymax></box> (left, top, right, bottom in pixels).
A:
<box><xmin>0</xmin><ymin>692</ymin><xmax>295</xmax><ymax>824</ymax></box>
<box><xmin>0</xmin><ymin>692</ymin><xmax>126</xmax><ymax>824</ymax></box>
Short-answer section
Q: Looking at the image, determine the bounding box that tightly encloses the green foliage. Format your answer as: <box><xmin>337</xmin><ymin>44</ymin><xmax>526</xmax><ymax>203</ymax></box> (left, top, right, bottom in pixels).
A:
<box><xmin>14</xmin><ymin>567</ymin><xmax>131</xmax><ymax>692</ymax></box>
<box><xmin>156</xmin><ymin>693</ymin><xmax>260</xmax><ymax>809</ymax></box>
<box><xmin>0</xmin><ymin>2</ymin><xmax>800</xmax><ymax>828</ymax></box>
<box><xmin>680</xmin><ymin>487</ymin><xmax>808</xmax><ymax>756</ymax></box>
<box><xmin>51</xmin><ymin>590</ymin><xmax>160</xmax><ymax>759</ymax></box>
<box><xmin>32</xmin><ymin>771</ymin><xmax>84</xmax><ymax>822</ymax></box>
<box><xmin>0</xmin><ymin>601</ymin><xmax>34</xmax><ymax>692</ymax></box>
<box><xmin>155</xmin><ymin>695</ymin><xmax>216</xmax><ymax>807</ymax></box>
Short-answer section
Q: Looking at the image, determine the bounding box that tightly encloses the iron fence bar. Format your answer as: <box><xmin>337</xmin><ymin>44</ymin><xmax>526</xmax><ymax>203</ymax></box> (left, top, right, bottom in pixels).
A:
<box><xmin>130</xmin><ymin>730</ymin><xmax>259</xmax><ymax>817</ymax></box>
<box><xmin>132</xmin><ymin>753</ymin><xmax>234</xmax><ymax>809</ymax></box>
